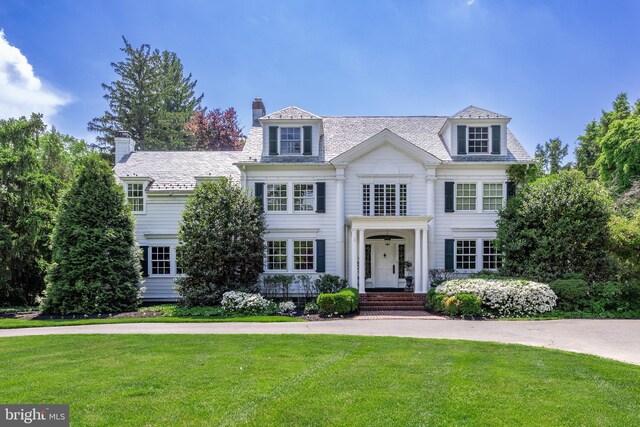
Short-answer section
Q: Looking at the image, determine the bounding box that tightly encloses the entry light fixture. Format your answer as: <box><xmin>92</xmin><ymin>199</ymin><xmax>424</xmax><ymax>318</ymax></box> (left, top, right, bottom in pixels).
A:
<box><xmin>384</xmin><ymin>229</ymin><xmax>391</xmax><ymax>246</ymax></box>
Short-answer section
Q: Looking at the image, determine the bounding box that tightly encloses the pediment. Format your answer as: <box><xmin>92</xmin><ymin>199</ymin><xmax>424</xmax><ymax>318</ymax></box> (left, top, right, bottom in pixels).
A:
<box><xmin>330</xmin><ymin>128</ymin><xmax>442</xmax><ymax>166</ymax></box>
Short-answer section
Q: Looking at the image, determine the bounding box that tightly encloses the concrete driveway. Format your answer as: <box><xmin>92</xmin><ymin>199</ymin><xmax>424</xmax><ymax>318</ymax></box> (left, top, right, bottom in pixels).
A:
<box><xmin>1</xmin><ymin>319</ymin><xmax>639</xmax><ymax>365</ymax></box>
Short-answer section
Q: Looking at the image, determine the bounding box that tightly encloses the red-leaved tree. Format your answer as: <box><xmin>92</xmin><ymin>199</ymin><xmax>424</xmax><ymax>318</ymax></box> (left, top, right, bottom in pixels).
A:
<box><xmin>185</xmin><ymin>108</ymin><xmax>245</xmax><ymax>151</ymax></box>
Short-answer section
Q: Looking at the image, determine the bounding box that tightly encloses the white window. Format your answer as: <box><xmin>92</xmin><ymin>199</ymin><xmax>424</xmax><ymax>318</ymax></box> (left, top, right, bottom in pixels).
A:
<box><xmin>267</xmin><ymin>241</ymin><xmax>287</xmax><ymax>271</ymax></box>
<box><xmin>483</xmin><ymin>184</ymin><xmax>503</xmax><ymax>211</ymax></box>
<box><xmin>483</xmin><ymin>240</ymin><xmax>502</xmax><ymax>270</ymax></box>
<box><xmin>456</xmin><ymin>240</ymin><xmax>477</xmax><ymax>270</ymax></box>
<box><xmin>293</xmin><ymin>240</ymin><xmax>314</xmax><ymax>271</ymax></box>
<box><xmin>293</xmin><ymin>184</ymin><xmax>314</xmax><ymax>212</ymax></box>
<box><xmin>267</xmin><ymin>184</ymin><xmax>288</xmax><ymax>212</ymax></box>
<box><xmin>280</xmin><ymin>127</ymin><xmax>301</xmax><ymax>154</ymax></box>
<box><xmin>151</xmin><ymin>246</ymin><xmax>171</xmax><ymax>275</ymax></box>
<box><xmin>362</xmin><ymin>184</ymin><xmax>407</xmax><ymax>216</ymax></box>
<box><xmin>468</xmin><ymin>127</ymin><xmax>489</xmax><ymax>153</ymax></box>
<box><xmin>456</xmin><ymin>183</ymin><xmax>477</xmax><ymax>211</ymax></box>
<box><xmin>127</xmin><ymin>182</ymin><xmax>144</xmax><ymax>213</ymax></box>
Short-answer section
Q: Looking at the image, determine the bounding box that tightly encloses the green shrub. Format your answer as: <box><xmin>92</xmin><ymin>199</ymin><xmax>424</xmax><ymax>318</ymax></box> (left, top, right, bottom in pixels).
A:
<box><xmin>455</xmin><ymin>293</ymin><xmax>483</xmax><ymax>317</ymax></box>
<box><xmin>262</xmin><ymin>274</ymin><xmax>294</xmax><ymax>299</ymax></box>
<box><xmin>427</xmin><ymin>291</ymin><xmax>446</xmax><ymax>312</ymax></box>
<box><xmin>549</xmin><ymin>279</ymin><xmax>591</xmax><ymax>311</ymax></box>
<box><xmin>315</xmin><ymin>274</ymin><xmax>348</xmax><ymax>294</ymax></box>
<box><xmin>317</xmin><ymin>288</ymin><xmax>359</xmax><ymax>315</ymax></box>
<box><xmin>303</xmin><ymin>302</ymin><xmax>319</xmax><ymax>315</ymax></box>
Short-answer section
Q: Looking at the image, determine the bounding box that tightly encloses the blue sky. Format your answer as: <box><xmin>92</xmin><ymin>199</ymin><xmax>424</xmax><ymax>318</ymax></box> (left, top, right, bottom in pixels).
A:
<box><xmin>1</xmin><ymin>0</ymin><xmax>639</xmax><ymax>159</ymax></box>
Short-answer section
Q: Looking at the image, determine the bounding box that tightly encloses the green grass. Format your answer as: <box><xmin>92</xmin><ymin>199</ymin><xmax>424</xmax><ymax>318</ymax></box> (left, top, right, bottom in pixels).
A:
<box><xmin>0</xmin><ymin>316</ymin><xmax>301</xmax><ymax>329</ymax></box>
<box><xmin>0</xmin><ymin>335</ymin><xmax>638</xmax><ymax>426</ymax></box>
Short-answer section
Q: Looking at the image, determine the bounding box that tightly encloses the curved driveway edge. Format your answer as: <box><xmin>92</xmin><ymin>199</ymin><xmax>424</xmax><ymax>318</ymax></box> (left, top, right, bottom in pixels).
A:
<box><xmin>1</xmin><ymin>319</ymin><xmax>639</xmax><ymax>365</ymax></box>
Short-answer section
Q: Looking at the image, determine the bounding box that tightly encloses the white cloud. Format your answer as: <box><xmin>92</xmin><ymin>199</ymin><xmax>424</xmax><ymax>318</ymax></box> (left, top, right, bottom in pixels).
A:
<box><xmin>467</xmin><ymin>0</ymin><xmax>476</xmax><ymax>5</ymax></box>
<box><xmin>0</xmin><ymin>29</ymin><xmax>70</xmax><ymax>121</ymax></box>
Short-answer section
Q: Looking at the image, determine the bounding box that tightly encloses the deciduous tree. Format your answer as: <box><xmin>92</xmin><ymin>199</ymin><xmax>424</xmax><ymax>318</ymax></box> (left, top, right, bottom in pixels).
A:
<box><xmin>184</xmin><ymin>108</ymin><xmax>245</xmax><ymax>151</ymax></box>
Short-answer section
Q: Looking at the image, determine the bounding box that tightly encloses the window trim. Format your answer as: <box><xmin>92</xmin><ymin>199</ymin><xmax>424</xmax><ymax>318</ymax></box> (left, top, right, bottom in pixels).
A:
<box><xmin>455</xmin><ymin>239</ymin><xmax>477</xmax><ymax>271</ymax></box>
<box><xmin>362</xmin><ymin>183</ymin><xmax>408</xmax><ymax>217</ymax></box>
<box><xmin>455</xmin><ymin>183</ymin><xmax>477</xmax><ymax>212</ymax></box>
<box><xmin>266</xmin><ymin>183</ymin><xmax>289</xmax><ymax>212</ymax></box>
<box><xmin>467</xmin><ymin>126</ymin><xmax>491</xmax><ymax>155</ymax></box>
<box><xmin>148</xmin><ymin>245</ymin><xmax>185</xmax><ymax>277</ymax></box>
<box><xmin>482</xmin><ymin>183</ymin><xmax>504</xmax><ymax>212</ymax></box>
<box><xmin>482</xmin><ymin>239</ymin><xmax>503</xmax><ymax>270</ymax></box>
<box><xmin>293</xmin><ymin>183</ymin><xmax>316</xmax><ymax>213</ymax></box>
<box><xmin>293</xmin><ymin>240</ymin><xmax>315</xmax><ymax>272</ymax></box>
<box><xmin>125</xmin><ymin>181</ymin><xmax>146</xmax><ymax>215</ymax></box>
<box><xmin>265</xmin><ymin>240</ymin><xmax>288</xmax><ymax>272</ymax></box>
<box><xmin>279</xmin><ymin>126</ymin><xmax>303</xmax><ymax>155</ymax></box>
<box><xmin>265</xmin><ymin>239</ymin><xmax>316</xmax><ymax>273</ymax></box>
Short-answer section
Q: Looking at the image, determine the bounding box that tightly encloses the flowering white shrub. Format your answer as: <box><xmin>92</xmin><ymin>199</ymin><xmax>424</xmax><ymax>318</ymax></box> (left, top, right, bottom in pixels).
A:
<box><xmin>435</xmin><ymin>278</ymin><xmax>557</xmax><ymax>317</ymax></box>
<box><xmin>278</xmin><ymin>301</ymin><xmax>297</xmax><ymax>315</ymax></box>
<box><xmin>221</xmin><ymin>291</ymin><xmax>270</xmax><ymax>314</ymax></box>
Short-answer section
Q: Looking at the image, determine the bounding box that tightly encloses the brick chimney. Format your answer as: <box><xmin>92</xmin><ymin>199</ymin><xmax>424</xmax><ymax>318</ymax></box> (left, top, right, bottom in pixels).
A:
<box><xmin>252</xmin><ymin>97</ymin><xmax>266</xmax><ymax>126</ymax></box>
<box><xmin>114</xmin><ymin>131</ymin><xmax>135</xmax><ymax>163</ymax></box>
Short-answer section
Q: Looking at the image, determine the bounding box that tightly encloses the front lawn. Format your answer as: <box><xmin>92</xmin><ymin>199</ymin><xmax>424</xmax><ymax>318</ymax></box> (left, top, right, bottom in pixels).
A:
<box><xmin>0</xmin><ymin>316</ymin><xmax>301</xmax><ymax>329</ymax></box>
<box><xmin>0</xmin><ymin>335</ymin><xmax>638</xmax><ymax>426</ymax></box>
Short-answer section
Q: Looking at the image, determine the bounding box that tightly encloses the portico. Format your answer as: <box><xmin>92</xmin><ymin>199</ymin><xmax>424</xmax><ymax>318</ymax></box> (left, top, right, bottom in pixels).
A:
<box><xmin>347</xmin><ymin>216</ymin><xmax>433</xmax><ymax>294</ymax></box>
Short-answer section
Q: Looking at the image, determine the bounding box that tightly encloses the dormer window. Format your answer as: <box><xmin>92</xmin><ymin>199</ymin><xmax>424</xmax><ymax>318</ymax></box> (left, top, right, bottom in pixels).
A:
<box><xmin>468</xmin><ymin>127</ymin><xmax>489</xmax><ymax>153</ymax></box>
<box><xmin>126</xmin><ymin>182</ymin><xmax>145</xmax><ymax>213</ymax></box>
<box><xmin>280</xmin><ymin>127</ymin><xmax>301</xmax><ymax>154</ymax></box>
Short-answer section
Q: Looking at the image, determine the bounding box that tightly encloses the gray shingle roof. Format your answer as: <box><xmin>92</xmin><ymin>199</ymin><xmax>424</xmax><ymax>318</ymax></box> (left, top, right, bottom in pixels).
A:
<box><xmin>114</xmin><ymin>151</ymin><xmax>242</xmax><ymax>192</ymax></box>
<box><xmin>261</xmin><ymin>106</ymin><xmax>321</xmax><ymax>120</ymax></box>
<box><xmin>242</xmin><ymin>116</ymin><xmax>531</xmax><ymax>163</ymax></box>
<box><xmin>451</xmin><ymin>105</ymin><xmax>510</xmax><ymax>119</ymax></box>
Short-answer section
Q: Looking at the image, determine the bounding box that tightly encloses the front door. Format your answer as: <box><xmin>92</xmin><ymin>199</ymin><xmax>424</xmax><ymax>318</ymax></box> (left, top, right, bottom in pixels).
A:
<box><xmin>373</xmin><ymin>241</ymin><xmax>397</xmax><ymax>287</ymax></box>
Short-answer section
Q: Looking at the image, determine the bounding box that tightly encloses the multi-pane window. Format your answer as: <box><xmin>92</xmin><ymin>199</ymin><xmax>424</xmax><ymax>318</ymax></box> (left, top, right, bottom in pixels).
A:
<box><xmin>362</xmin><ymin>184</ymin><xmax>408</xmax><ymax>216</ymax></box>
<box><xmin>468</xmin><ymin>127</ymin><xmax>489</xmax><ymax>153</ymax></box>
<box><xmin>362</xmin><ymin>185</ymin><xmax>371</xmax><ymax>216</ymax></box>
<box><xmin>374</xmin><ymin>184</ymin><xmax>396</xmax><ymax>216</ymax></box>
<box><xmin>456</xmin><ymin>240</ymin><xmax>477</xmax><ymax>270</ymax></box>
<box><xmin>267</xmin><ymin>241</ymin><xmax>287</xmax><ymax>271</ymax></box>
<box><xmin>293</xmin><ymin>184</ymin><xmax>314</xmax><ymax>212</ymax></box>
<box><xmin>456</xmin><ymin>183</ymin><xmax>477</xmax><ymax>211</ymax></box>
<box><xmin>293</xmin><ymin>240</ymin><xmax>314</xmax><ymax>270</ymax></box>
<box><xmin>483</xmin><ymin>240</ymin><xmax>502</xmax><ymax>270</ymax></box>
<box><xmin>151</xmin><ymin>246</ymin><xmax>171</xmax><ymax>275</ymax></box>
<box><xmin>483</xmin><ymin>184</ymin><xmax>503</xmax><ymax>211</ymax></box>
<box><xmin>280</xmin><ymin>127</ymin><xmax>301</xmax><ymax>154</ymax></box>
<box><xmin>267</xmin><ymin>184</ymin><xmax>288</xmax><ymax>211</ymax></box>
<box><xmin>399</xmin><ymin>184</ymin><xmax>407</xmax><ymax>215</ymax></box>
<box><xmin>127</xmin><ymin>183</ymin><xmax>144</xmax><ymax>212</ymax></box>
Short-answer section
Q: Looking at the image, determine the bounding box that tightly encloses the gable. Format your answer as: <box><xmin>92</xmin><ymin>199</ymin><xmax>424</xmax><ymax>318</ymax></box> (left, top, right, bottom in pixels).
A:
<box><xmin>330</xmin><ymin>128</ymin><xmax>442</xmax><ymax>166</ymax></box>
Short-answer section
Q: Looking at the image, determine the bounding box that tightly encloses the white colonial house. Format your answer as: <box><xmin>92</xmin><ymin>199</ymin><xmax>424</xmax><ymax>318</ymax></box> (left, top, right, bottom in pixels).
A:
<box><xmin>114</xmin><ymin>98</ymin><xmax>531</xmax><ymax>301</ymax></box>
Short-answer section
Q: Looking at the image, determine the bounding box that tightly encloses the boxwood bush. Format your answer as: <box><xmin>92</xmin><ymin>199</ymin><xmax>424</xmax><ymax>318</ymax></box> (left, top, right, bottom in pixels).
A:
<box><xmin>317</xmin><ymin>288</ymin><xmax>359</xmax><ymax>315</ymax></box>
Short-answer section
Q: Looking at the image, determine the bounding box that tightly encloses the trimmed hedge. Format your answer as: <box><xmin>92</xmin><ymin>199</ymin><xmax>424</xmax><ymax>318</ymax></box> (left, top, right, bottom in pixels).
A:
<box><xmin>317</xmin><ymin>288</ymin><xmax>359</xmax><ymax>315</ymax></box>
<box><xmin>428</xmin><ymin>292</ymin><xmax>482</xmax><ymax>317</ymax></box>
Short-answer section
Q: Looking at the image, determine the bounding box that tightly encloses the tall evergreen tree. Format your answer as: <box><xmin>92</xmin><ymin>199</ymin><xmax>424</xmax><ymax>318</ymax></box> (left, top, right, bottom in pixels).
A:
<box><xmin>535</xmin><ymin>137</ymin><xmax>569</xmax><ymax>174</ymax></box>
<box><xmin>88</xmin><ymin>37</ymin><xmax>203</xmax><ymax>153</ymax></box>
<box><xmin>42</xmin><ymin>155</ymin><xmax>141</xmax><ymax>314</ymax></box>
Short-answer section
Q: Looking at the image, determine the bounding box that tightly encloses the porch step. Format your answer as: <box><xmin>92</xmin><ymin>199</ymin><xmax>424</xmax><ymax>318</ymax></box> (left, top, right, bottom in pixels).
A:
<box><xmin>359</xmin><ymin>292</ymin><xmax>427</xmax><ymax>311</ymax></box>
<box><xmin>359</xmin><ymin>305</ymin><xmax>426</xmax><ymax>311</ymax></box>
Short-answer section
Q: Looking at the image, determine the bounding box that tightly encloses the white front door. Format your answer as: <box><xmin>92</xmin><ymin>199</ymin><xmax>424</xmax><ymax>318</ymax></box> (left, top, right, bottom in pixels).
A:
<box><xmin>373</xmin><ymin>241</ymin><xmax>397</xmax><ymax>287</ymax></box>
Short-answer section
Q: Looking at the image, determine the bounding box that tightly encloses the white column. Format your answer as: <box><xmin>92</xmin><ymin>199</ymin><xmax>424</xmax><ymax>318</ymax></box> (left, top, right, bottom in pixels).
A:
<box><xmin>350</xmin><ymin>228</ymin><xmax>357</xmax><ymax>288</ymax></box>
<box><xmin>335</xmin><ymin>173</ymin><xmax>345</xmax><ymax>277</ymax></box>
<box><xmin>414</xmin><ymin>228</ymin><xmax>421</xmax><ymax>293</ymax></box>
<box><xmin>358</xmin><ymin>228</ymin><xmax>366</xmax><ymax>293</ymax></box>
<box><xmin>425</xmin><ymin>169</ymin><xmax>436</xmax><ymax>269</ymax></box>
<box><xmin>476</xmin><ymin>180</ymin><xmax>483</xmax><ymax>213</ymax></box>
<box><xmin>421</xmin><ymin>227</ymin><xmax>429</xmax><ymax>292</ymax></box>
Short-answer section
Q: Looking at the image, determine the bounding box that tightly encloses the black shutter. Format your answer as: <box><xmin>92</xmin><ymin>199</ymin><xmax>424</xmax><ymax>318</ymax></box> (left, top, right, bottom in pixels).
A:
<box><xmin>445</xmin><ymin>240</ymin><xmax>454</xmax><ymax>271</ymax></box>
<box><xmin>506</xmin><ymin>182</ymin><xmax>516</xmax><ymax>199</ymax></box>
<box><xmin>269</xmin><ymin>126</ymin><xmax>278</xmax><ymax>155</ymax></box>
<box><xmin>445</xmin><ymin>181</ymin><xmax>455</xmax><ymax>213</ymax></box>
<box><xmin>303</xmin><ymin>126</ymin><xmax>312</xmax><ymax>155</ymax></box>
<box><xmin>457</xmin><ymin>125</ymin><xmax>467</xmax><ymax>155</ymax></box>
<box><xmin>140</xmin><ymin>245</ymin><xmax>149</xmax><ymax>277</ymax></box>
<box><xmin>491</xmin><ymin>125</ymin><xmax>501</xmax><ymax>154</ymax></box>
<box><xmin>255</xmin><ymin>182</ymin><xmax>264</xmax><ymax>212</ymax></box>
<box><xmin>316</xmin><ymin>182</ymin><xmax>326</xmax><ymax>213</ymax></box>
<box><xmin>316</xmin><ymin>239</ymin><xmax>325</xmax><ymax>273</ymax></box>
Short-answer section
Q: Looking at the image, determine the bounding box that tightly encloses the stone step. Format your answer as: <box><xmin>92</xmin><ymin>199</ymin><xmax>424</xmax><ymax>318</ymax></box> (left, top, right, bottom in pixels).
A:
<box><xmin>359</xmin><ymin>305</ymin><xmax>426</xmax><ymax>311</ymax></box>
